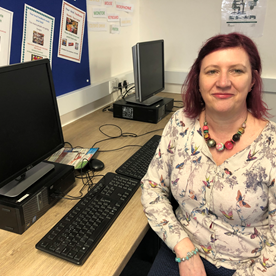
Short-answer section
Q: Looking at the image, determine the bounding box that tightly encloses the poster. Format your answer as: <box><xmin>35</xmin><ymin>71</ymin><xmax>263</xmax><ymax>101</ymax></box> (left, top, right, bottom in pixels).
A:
<box><xmin>21</xmin><ymin>5</ymin><xmax>55</xmax><ymax>63</ymax></box>
<box><xmin>221</xmin><ymin>0</ymin><xmax>267</xmax><ymax>37</ymax></box>
<box><xmin>0</xmin><ymin>7</ymin><xmax>13</xmax><ymax>66</ymax></box>
<box><xmin>58</xmin><ymin>1</ymin><xmax>86</xmax><ymax>63</ymax></box>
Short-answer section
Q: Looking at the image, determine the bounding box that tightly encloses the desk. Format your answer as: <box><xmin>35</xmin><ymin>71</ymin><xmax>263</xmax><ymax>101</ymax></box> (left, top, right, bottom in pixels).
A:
<box><xmin>0</xmin><ymin>92</ymin><xmax>182</xmax><ymax>276</ymax></box>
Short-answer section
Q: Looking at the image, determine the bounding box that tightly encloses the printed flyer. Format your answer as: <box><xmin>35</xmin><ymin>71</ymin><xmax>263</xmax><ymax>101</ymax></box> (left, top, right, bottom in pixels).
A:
<box><xmin>0</xmin><ymin>7</ymin><xmax>13</xmax><ymax>66</ymax></box>
<box><xmin>221</xmin><ymin>0</ymin><xmax>267</xmax><ymax>37</ymax></box>
<box><xmin>48</xmin><ymin>147</ymin><xmax>99</xmax><ymax>170</ymax></box>
<box><xmin>21</xmin><ymin>4</ymin><xmax>55</xmax><ymax>63</ymax></box>
<box><xmin>58</xmin><ymin>1</ymin><xmax>86</xmax><ymax>63</ymax></box>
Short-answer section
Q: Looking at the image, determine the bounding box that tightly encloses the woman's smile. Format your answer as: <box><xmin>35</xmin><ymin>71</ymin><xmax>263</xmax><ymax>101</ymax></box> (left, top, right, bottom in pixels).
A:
<box><xmin>212</xmin><ymin>93</ymin><xmax>233</xmax><ymax>99</ymax></box>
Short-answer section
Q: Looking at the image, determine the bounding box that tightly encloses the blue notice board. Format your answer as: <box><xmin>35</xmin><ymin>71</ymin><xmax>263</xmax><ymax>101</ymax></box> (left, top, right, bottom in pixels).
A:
<box><xmin>0</xmin><ymin>0</ymin><xmax>90</xmax><ymax>97</ymax></box>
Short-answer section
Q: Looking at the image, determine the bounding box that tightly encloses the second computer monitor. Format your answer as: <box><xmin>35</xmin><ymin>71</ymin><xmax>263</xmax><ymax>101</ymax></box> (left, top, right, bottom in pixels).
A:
<box><xmin>127</xmin><ymin>39</ymin><xmax>165</xmax><ymax>106</ymax></box>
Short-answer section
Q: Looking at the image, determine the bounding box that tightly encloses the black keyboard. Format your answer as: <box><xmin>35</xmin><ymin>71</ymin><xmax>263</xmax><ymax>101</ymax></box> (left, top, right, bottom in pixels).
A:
<box><xmin>35</xmin><ymin>134</ymin><xmax>161</xmax><ymax>265</ymax></box>
<box><xmin>36</xmin><ymin>173</ymin><xmax>140</xmax><ymax>265</ymax></box>
<box><xmin>116</xmin><ymin>134</ymin><xmax>161</xmax><ymax>180</ymax></box>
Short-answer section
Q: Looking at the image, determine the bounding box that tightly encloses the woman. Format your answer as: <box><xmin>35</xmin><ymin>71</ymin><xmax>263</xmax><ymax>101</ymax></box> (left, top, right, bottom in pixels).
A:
<box><xmin>141</xmin><ymin>32</ymin><xmax>276</xmax><ymax>276</ymax></box>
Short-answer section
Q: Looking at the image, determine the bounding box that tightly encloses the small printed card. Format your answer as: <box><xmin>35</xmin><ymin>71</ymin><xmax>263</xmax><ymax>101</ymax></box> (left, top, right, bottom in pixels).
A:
<box><xmin>48</xmin><ymin>147</ymin><xmax>99</xmax><ymax>169</ymax></box>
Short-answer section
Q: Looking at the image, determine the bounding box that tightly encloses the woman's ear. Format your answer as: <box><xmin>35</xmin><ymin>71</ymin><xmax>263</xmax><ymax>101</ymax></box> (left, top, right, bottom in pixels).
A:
<box><xmin>250</xmin><ymin>70</ymin><xmax>257</xmax><ymax>91</ymax></box>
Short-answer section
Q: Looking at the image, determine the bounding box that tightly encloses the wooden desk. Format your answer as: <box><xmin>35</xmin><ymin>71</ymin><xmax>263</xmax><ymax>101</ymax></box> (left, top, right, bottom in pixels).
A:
<box><xmin>0</xmin><ymin>93</ymin><xmax>182</xmax><ymax>276</ymax></box>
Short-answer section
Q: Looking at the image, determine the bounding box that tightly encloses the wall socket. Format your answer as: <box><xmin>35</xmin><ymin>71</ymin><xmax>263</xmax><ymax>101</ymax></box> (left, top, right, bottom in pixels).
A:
<box><xmin>109</xmin><ymin>78</ymin><xmax>119</xmax><ymax>94</ymax></box>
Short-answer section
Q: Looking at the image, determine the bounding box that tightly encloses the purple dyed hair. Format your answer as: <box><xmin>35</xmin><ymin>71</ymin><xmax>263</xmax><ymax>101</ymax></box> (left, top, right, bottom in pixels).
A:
<box><xmin>182</xmin><ymin>32</ymin><xmax>270</xmax><ymax>119</ymax></box>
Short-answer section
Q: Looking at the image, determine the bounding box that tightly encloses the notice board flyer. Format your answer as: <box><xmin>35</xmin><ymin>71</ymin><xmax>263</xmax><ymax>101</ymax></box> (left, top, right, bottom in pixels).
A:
<box><xmin>21</xmin><ymin>4</ymin><xmax>55</xmax><ymax>63</ymax></box>
<box><xmin>58</xmin><ymin>1</ymin><xmax>86</xmax><ymax>63</ymax></box>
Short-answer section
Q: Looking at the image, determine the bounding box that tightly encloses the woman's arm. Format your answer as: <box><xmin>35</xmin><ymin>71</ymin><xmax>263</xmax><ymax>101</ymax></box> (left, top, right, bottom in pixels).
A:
<box><xmin>141</xmin><ymin>112</ymin><xmax>190</xmax><ymax>250</ymax></box>
<box><xmin>174</xmin><ymin>238</ymin><xmax>206</xmax><ymax>276</ymax></box>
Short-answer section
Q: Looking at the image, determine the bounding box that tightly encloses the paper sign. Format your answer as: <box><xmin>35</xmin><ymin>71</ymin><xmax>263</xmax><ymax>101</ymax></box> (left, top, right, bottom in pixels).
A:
<box><xmin>116</xmin><ymin>2</ymin><xmax>134</xmax><ymax>13</ymax></box>
<box><xmin>221</xmin><ymin>0</ymin><xmax>267</xmax><ymax>37</ymax></box>
<box><xmin>104</xmin><ymin>1</ymin><xmax>114</xmax><ymax>7</ymax></box>
<box><xmin>88</xmin><ymin>21</ymin><xmax>108</xmax><ymax>32</ymax></box>
<box><xmin>93</xmin><ymin>8</ymin><xmax>107</xmax><ymax>18</ymax></box>
<box><xmin>107</xmin><ymin>13</ymin><xmax>120</xmax><ymax>22</ymax></box>
<box><xmin>87</xmin><ymin>0</ymin><xmax>102</xmax><ymax>6</ymax></box>
<box><xmin>120</xmin><ymin>17</ymin><xmax>132</xmax><ymax>27</ymax></box>
<box><xmin>110</xmin><ymin>24</ymin><xmax>120</xmax><ymax>34</ymax></box>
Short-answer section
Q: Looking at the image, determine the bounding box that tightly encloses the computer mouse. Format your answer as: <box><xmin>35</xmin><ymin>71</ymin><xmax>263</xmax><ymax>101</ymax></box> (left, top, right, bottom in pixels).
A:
<box><xmin>89</xmin><ymin>159</ymin><xmax>104</xmax><ymax>171</ymax></box>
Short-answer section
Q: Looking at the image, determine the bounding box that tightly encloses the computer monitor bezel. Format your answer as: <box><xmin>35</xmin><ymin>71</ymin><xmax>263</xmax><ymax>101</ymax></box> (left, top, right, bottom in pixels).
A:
<box><xmin>0</xmin><ymin>59</ymin><xmax>64</xmax><ymax>195</ymax></box>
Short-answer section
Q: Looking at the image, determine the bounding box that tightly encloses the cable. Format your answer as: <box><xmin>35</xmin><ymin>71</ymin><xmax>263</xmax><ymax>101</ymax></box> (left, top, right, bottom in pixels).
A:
<box><xmin>122</xmin><ymin>85</ymin><xmax>135</xmax><ymax>99</ymax></box>
<box><xmin>64</xmin><ymin>142</ymin><xmax>73</xmax><ymax>148</ymax></box>
<box><xmin>91</xmin><ymin>124</ymin><xmax>163</xmax><ymax>151</ymax></box>
<box><xmin>60</xmin><ymin>124</ymin><xmax>163</xmax><ymax>199</ymax></box>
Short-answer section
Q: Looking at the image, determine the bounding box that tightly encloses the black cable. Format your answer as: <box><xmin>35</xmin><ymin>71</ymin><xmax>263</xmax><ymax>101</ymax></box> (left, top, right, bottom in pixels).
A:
<box><xmin>102</xmin><ymin>105</ymin><xmax>111</xmax><ymax>112</ymax></box>
<box><xmin>60</xmin><ymin>124</ymin><xmax>163</xmax><ymax>199</ymax></box>
<box><xmin>98</xmin><ymin>144</ymin><xmax>142</xmax><ymax>153</ymax></box>
<box><xmin>122</xmin><ymin>85</ymin><xmax>135</xmax><ymax>99</ymax></box>
<box><xmin>64</xmin><ymin>142</ymin><xmax>73</xmax><ymax>148</ymax></box>
<box><xmin>91</xmin><ymin>124</ymin><xmax>163</xmax><ymax>151</ymax></box>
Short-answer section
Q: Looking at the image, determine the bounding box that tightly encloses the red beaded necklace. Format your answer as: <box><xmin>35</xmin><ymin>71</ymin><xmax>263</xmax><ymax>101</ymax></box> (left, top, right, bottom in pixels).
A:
<box><xmin>203</xmin><ymin>115</ymin><xmax>247</xmax><ymax>151</ymax></box>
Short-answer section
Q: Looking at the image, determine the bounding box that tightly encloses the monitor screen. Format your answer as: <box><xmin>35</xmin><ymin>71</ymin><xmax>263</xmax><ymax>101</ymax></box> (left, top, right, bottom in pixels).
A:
<box><xmin>127</xmin><ymin>39</ymin><xmax>164</xmax><ymax>106</ymax></box>
<box><xmin>0</xmin><ymin>59</ymin><xmax>64</xmax><ymax>197</ymax></box>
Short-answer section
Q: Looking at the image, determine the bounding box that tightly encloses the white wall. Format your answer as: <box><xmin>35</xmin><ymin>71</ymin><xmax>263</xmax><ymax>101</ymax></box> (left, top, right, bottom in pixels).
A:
<box><xmin>59</xmin><ymin>0</ymin><xmax>276</xmax><ymax>125</ymax></box>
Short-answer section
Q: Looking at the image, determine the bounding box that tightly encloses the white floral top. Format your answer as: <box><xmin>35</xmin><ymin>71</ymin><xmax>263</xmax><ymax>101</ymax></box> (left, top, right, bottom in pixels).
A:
<box><xmin>141</xmin><ymin>109</ymin><xmax>276</xmax><ymax>275</ymax></box>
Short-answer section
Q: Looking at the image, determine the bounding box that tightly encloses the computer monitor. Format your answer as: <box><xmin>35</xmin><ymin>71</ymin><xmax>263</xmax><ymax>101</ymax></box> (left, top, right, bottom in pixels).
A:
<box><xmin>0</xmin><ymin>59</ymin><xmax>64</xmax><ymax>197</ymax></box>
<box><xmin>126</xmin><ymin>39</ymin><xmax>165</xmax><ymax>106</ymax></box>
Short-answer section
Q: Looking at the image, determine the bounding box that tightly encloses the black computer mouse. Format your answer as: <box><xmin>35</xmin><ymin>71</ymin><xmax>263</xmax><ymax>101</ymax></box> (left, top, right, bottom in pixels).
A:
<box><xmin>89</xmin><ymin>159</ymin><xmax>104</xmax><ymax>171</ymax></box>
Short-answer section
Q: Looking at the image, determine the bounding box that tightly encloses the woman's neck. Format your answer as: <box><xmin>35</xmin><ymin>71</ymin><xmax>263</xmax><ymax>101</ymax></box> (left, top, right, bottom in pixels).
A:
<box><xmin>202</xmin><ymin>108</ymin><xmax>249</xmax><ymax>137</ymax></box>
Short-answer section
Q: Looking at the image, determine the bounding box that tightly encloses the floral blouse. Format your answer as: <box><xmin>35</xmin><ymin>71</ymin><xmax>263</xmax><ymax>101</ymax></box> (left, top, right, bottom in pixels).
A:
<box><xmin>141</xmin><ymin>109</ymin><xmax>276</xmax><ymax>275</ymax></box>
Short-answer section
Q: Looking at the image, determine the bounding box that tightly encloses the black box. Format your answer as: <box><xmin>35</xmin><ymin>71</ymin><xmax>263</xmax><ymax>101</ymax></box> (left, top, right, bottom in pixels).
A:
<box><xmin>0</xmin><ymin>161</ymin><xmax>75</xmax><ymax>234</ymax></box>
<box><xmin>113</xmin><ymin>97</ymin><xmax>174</xmax><ymax>124</ymax></box>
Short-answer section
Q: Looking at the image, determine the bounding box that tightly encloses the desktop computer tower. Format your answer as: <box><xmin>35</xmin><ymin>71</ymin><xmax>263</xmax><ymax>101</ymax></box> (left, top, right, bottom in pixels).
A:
<box><xmin>113</xmin><ymin>97</ymin><xmax>174</xmax><ymax>124</ymax></box>
<box><xmin>0</xmin><ymin>161</ymin><xmax>75</xmax><ymax>234</ymax></box>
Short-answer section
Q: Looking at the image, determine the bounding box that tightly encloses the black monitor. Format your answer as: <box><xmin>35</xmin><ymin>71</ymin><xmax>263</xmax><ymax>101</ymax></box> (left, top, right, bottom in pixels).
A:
<box><xmin>126</xmin><ymin>39</ymin><xmax>165</xmax><ymax>106</ymax></box>
<box><xmin>0</xmin><ymin>59</ymin><xmax>64</xmax><ymax>197</ymax></box>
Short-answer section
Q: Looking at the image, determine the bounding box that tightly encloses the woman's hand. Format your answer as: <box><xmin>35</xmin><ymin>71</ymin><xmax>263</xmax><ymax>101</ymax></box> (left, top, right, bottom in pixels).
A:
<box><xmin>174</xmin><ymin>238</ymin><xmax>206</xmax><ymax>276</ymax></box>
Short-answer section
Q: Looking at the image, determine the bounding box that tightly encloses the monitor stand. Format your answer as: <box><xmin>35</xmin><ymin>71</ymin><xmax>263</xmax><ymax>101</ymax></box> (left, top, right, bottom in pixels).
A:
<box><xmin>0</xmin><ymin>162</ymin><xmax>54</xmax><ymax>198</ymax></box>
<box><xmin>126</xmin><ymin>95</ymin><xmax>163</xmax><ymax>106</ymax></box>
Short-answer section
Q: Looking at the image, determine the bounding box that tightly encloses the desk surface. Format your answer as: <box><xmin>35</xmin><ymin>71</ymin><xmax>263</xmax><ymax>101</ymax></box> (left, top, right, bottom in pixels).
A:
<box><xmin>0</xmin><ymin>92</ymin><xmax>182</xmax><ymax>276</ymax></box>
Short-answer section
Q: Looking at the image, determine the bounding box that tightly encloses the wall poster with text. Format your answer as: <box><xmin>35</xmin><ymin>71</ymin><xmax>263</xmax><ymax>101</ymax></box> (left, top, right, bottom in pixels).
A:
<box><xmin>21</xmin><ymin>4</ymin><xmax>55</xmax><ymax>63</ymax></box>
<box><xmin>0</xmin><ymin>7</ymin><xmax>13</xmax><ymax>66</ymax></box>
<box><xmin>58</xmin><ymin>1</ymin><xmax>86</xmax><ymax>63</ymax></box>
<box><xmin>221</xmin><ymin>0</ymin><xmax>267</xmax><ymax>37</ymax></box>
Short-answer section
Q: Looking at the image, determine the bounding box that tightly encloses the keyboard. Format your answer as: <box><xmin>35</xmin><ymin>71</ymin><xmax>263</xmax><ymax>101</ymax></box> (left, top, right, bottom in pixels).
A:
<box><xmin>35</xmin><ymin>134</ymin><xmax>161</xmax><ymax>265</ymax></box>
<box><xmin>36</xmin><ymin>173</ymin><xmax>140</xmax><ymax>265</ymax></box>
<box><xmin>116</xmin><ymin>134</ymin><xmax>161</xmax><ymax>180</ymax></box>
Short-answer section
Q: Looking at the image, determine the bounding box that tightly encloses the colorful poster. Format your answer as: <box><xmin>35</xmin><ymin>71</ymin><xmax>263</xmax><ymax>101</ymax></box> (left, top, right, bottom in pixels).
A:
<box><xmin>21</xmin><ymin>5</ymin><xmax>55</xmax><ymax>63</ymax></box>
<box><xmin>0</xmin><ymin>7</ymin><xmax>13</xmax><ymax>66</ymax></box>
<box><xmin>221</xmin><ymin>0</ymin><xmax>267</xmax><ymax>37</ymax></box>
<box><xmin>58</xmin><ymin>1</ymin><xmax>86</xmax><ymax>63</ymax></box>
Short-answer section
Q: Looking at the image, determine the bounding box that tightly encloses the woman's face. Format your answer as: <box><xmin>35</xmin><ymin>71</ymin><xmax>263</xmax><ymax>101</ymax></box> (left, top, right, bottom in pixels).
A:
<box><xmin>199</xmin><ymin>47</ymin><xmax>254</xmax><ymax>115</ymax></box>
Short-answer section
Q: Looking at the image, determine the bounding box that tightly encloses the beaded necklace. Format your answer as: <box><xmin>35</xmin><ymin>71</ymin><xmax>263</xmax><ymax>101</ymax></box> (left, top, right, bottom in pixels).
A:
<box><xmin>203</xmin><ymin>115</ymin><xmax>247</xmax><ymax>151</ymax></box>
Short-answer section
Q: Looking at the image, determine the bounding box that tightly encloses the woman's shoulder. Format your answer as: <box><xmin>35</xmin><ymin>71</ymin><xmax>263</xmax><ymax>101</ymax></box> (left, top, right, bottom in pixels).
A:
<box><xmin>169</xmin><ymin>108</ymin><xmax>199</xmax><ymax>128</ymax></box>
<box><xmin>262</xmin><ymin>120</ymin><xmax>276</xmax><ymax>136</ymax></box>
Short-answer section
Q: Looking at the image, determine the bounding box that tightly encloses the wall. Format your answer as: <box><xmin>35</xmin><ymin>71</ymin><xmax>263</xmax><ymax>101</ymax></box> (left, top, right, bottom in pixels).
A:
<box><xmin>59</xmin><ymin>0</ymin><xmax>139</xmax><ymax>125</ymax></box>
<box><xmin>59</xmin><ymin>0</ymin><xmax>276</xmax><ymax>125</ymax></box>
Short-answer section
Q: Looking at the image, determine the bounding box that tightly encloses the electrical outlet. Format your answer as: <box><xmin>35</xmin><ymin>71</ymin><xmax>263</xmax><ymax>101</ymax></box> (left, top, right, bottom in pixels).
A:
<box><xmin>109</xmin><ymin>78</ymin><xmax>119</xmax><ymax>94</ymax></box>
